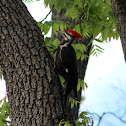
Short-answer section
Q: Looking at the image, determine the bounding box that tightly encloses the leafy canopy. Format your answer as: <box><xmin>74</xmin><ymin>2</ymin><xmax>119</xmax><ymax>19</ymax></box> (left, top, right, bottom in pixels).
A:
<box><xmin>24</xmin><ymin>0</ymin><xmax>119</xmax><ymax>57</ymax></box>
<box><xmin>43</xmin><ymin>0</ymin><xmax>118</xmax><ymax>40</ymax></box>
<box><xmin>36</xmin><ymin>0</ymin><xmax>118</xmax><ymax>58</ymax></box>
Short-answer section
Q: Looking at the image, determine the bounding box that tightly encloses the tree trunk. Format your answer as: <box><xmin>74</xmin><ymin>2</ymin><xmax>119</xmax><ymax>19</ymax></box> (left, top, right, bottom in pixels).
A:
<box><xmin>0</xmin><ymin>0</ymin><xmax>75</xmax><ymax>125</ymax></box>
<box><xmin>52</xmin><ymin>8</ymin><xmax>92</xmax><ymax>120</ymax></box>
<box><xmin>111</xmin><ymin>0</ymin><xmax>126</xmax><ymax>61</ymax></box>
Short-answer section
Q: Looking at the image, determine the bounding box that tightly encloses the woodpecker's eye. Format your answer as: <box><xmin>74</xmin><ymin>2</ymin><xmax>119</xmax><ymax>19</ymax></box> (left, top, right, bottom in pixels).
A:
<box><xmin>63</xmin><ymin>33</ymin><xmax>67</xmax><ymax>38</ymax></box>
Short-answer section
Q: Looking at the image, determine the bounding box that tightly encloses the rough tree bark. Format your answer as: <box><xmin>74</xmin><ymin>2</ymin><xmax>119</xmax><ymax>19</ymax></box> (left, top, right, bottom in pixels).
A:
<box><xmin>111</xmin><ymin>0</ymin><xmax>126</xmax><ymax>61</ymax></box>
<box><xmin>0</xmin><ymin>0</ymin><xmax>75</xmax><ymax>125</ymax></box>
<box><xmin>0</xmin><ymin>0</ymin><xmax>92</xmax><ymax>125</ymax></box>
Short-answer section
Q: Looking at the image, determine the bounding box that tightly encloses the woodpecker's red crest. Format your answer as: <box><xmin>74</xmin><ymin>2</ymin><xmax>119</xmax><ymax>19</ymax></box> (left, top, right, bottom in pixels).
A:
<box><xmin>65</xmin><ymin>30</ymin><xmax>82</xmax><ymax>38</ymax></box>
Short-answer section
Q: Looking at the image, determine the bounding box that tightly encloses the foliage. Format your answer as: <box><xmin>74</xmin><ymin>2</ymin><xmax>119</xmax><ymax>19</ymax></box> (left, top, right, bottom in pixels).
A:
<box><xmin>59</xmin><ymin>120</ymin><xmax>72</xmax><ymax>126</ymax></box>
<box><xmin>58</xmin><ymin>112</ymin><xmax>93</xmax><ymax>126</ymax></box>
<box><xmin>37</xmin><ymin>20</ymin><xmax>70</xmax><ymax>35</ymax></box>
<box><xmin>36</xmin><ymin>0</ymin><xmax>119</xmax><ymax>59</ymax></box>
<box><xmin>59</xmin><ymin>76</ymin><xmax>65</xmax><ymax>88</ymax></box>
<box><xmin>76</xmin><ymin>112</ymin><xmax>93</xmax><ymax>126</ymax></box>
<box><xmin>59</xmin><ymin>77</ymin><xmax>87</xmax><ymax>108</ymax></box>
<box><xmin>69</xmin><ymin>97</ymin><xmax>80</xmax><ymax>108</ymax></box>
<box><xmin>45</xmin><ymin>36</ymin><xmax>90</xmax><ymax>61</ymax></box>
<box><xmin>77</xmin><ymin>79</ymin><xmax>88</xmax><ymax>92</ymax></box>
<box><xmin>68</xmin><ymin>79</ymin><xmax>88</xmax><ymax>108</ymax></box>
<box><xmin>0</xmin><ymin>97</ymin><xmax>10</xmax><ymax>126</ymax></box>
<box><xmin>0</xmin><ymin>71</ymin><xmax>2</xmax><ymax>80</ymax></box>
<box><xmin>43</xmin><ymin>0</ymin><xmax>119</xmax><ymax>40</ymax></box>
<box><xmin>25</xmin><ymin>0</ymin><xmax>119</xmax><ymax>56</ymax></box>
<box><xmin>73</xmin><ymin>44</ymin><xmax>89</xmax><ymax>61</ymax></box>
<box><xmin>44</xmin><ymin>37</ymin><xmax>61</xmax><ymax>56</ymax></box>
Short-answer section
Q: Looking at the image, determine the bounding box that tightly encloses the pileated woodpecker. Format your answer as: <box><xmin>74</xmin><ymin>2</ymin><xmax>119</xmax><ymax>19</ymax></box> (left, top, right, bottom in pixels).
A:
<box><xmin>55</xmin><ymin>30</ymin><xmax>82</xmax><ymax>101</ymax></box>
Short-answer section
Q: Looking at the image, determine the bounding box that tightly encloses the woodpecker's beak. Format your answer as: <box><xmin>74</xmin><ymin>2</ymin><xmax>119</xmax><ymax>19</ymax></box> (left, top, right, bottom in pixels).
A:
<box><xmin>56</xmin><ymin>31</ymin><xmax>64</xmax><ymax>35</ymax></box>
<box><xmin>56</xmin><ymin>31</ymin><xmax>68</xmax><ymax>40</ymax></box>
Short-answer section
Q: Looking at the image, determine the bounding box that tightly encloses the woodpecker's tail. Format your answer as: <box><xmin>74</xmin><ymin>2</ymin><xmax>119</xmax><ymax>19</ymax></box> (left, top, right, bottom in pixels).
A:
<box><xmin>65</xmin><ymin>76</ymin><xmax>78</xmax><ymax>101</ymax></box>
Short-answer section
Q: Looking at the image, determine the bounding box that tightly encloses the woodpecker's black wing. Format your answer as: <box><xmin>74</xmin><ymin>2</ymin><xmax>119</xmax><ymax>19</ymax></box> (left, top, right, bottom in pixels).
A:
<box><xmin>61</xmin><ymin>46</ymin><xmax>77</xmax><ymax>69</ymax></box>
<box><xmin>55</xmin><ymin>46</ymin><xmax>68</xmax><ymax>80</ymax></box>
<box><xmin>61</xmin><ymin>46</ymin><xmax>78</xmax><ymax>99</ymax></box>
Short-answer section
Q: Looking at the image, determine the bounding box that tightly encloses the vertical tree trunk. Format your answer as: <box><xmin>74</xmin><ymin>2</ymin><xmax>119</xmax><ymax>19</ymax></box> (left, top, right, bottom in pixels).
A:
<box><xmin>0</xmin><ymin>0</ymin><xmax>75</xmax><ymax>125</ymax></box>
<box><xmin>111</xmin><ymin>0</ymin><xmax>126</xmax><ymax>61</ymax></box>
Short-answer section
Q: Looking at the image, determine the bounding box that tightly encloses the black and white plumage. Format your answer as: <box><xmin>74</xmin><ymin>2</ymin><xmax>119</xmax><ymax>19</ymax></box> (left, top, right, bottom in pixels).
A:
<box><xmin>55</xmin><ymin>30</ymin><xmax>82</xmax><ymax>101</ymax></box>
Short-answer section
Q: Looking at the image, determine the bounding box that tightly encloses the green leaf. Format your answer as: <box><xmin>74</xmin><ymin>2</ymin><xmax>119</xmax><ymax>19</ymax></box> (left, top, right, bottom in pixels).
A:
<box><xmin>0</xmin><ymin>120</ymin><xmax>4</xmax><ymax>126</ymax></box>
<box><xmin>65</xmin><ymin>6</ymin><xmax>79</xmax><ymax>19</ymax></box>
<box><xmin>54</xmin><ymin>0</ymin><xmax>66</xmax><ymax>12</ymax></box>
<box><xmin>45</xmin><ymin>37</ymin><xmax>51</xmax><ymax>45</ymax></box>
<box><xmin>76</xmin><ymin>111</ymin><xmax>93</xmax><ymax>125</ymax></box>
<box><xmin>37</xmin><ymin>21</ymin><xmax>51</xmax><ymax>35</ymax></box>
<box><xmin>44</xmin><ymin>0</ymin><xmax>49</xmax><ymax>7</ymax></box>
<box><xmin>53</xmin><ymin>39</ymin><xmax>61</xmax><ymax>47</ymax></box>
<box><xmin>77</xmin><ymin>79</ymin><xmax>86</xmax><ymax>91</ymax></box>
<box><xmin>80</xmin><ymin>111</ymin><xmax>88</xmax><ymax>116</ymax></box>
<box><xmin>46</xmin><ymin>20</ymin><xmax>55</xmax><ymax>26</ymax></box>
<box><xmin>69</xmin><ymin>97</ymin><xmax>80</xmax><ymax>108</ymax></box>
<box><xmin>94</xmin><ymin>38</ymin><xmax>103</xmax><ymax>43</ymax></box>
<box><xmin>90</xmin><ymin>45</ymin><xmax>95</xmax><ymax>55</ymax></box>
<box><xmin>64</xmin><ymin>122</ymin><xmax>72</xmax><ymax>126</ymax></box>
<box><xmin>37</xmin><ymin>22</ymin><xmax>43</xmax><ymax>30</ymax></box>
<box><xmin>58</xmin><ymin>119</ymin><xmax>65</xmax><ymax>126</ymax></box>
<box><xmin>69</xmin><ymin>97</ymin><xmax>74</xmax><ymax>108</ymax></box>
<box><xmin>76</xmin><ymin>52</ymin><xmax>81</xmax><ymax>60</ymax></box>
<box><xmin>59</xmin><ymin>120</ymin><xmax>72</xmax><ymax>126</ymax></box>
<box><xmin>81</xmin><ymin>81</ymin><xmax>84</xmax><ymax>90</ymax></box>
<box><xmin>59</xmin><ymin>76</ymin><xmax>65</xmax><ymax>88</ymax></box>
<box><xmin>52</xmin><ymin>20</ymin><xmax>70</xmax><ymax>35</ymax></box>
<box><xmin>95</xmin><ymin>44</ymin><xmax>104</xmax><ymax>50</ymax></box>
<box><xmin>0</xmin><ymin>71</ymin><xmax>2</xmax><ymax>79</ymax></box>
<box><xmin>77</xmin><ymin>82</ymin><xmax>80</xmax><ymax>92</ymax></box>
<box><xmin>65</xmin><ymin>1</ymin><xmax>73</xmax><ymax>9</ymax></box>
<box><xmin>0</xmin><ymin>114</ymin><xmax>4</xmax><ymax>122</ymax></box>
<box><xmin>0</xmin><ymin>98</ymin><xmax>10</xmax><ymax>125</ymax></box>
<box><xmin>73</xmin><ymin>44</ymin><xmax>87</xmax><ymax>52</ymax></box>
<box><xmin>43</xmin><ymin>22</ymin><xmax>51</xmax><ymax>34</ymax></box>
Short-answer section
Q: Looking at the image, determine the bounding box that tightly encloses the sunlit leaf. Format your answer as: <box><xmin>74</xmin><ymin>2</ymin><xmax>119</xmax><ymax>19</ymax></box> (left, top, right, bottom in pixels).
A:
<box><xmin>0</xmin><ymin>71</ymin><xmax>2</xmax><ymax>79</ymax></box>
<box><xmin>43</xmin><ymin>22</ymin><xmax>51</xmax><ymax>34</ymax></box>
<box><xmin>59</xmin><ymin>76</ymin><xmax>65</xmax><ymax>88</ymax></box>
<box><xmin>59</xmin><ymin>120</ymin><xmax>72</xmax><ymax>126</ymax></box>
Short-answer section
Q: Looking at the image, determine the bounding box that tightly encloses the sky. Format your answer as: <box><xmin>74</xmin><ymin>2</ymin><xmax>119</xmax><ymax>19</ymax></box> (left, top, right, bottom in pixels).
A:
<box><xmin>81</xmin><ymin>38</ymin><xmax>126</xmax><ymax>126</ymax></box>
<box><xmin>0</xmin><ymin>0</ymin><xmax>126</xmax><ymax>126</ymax></box>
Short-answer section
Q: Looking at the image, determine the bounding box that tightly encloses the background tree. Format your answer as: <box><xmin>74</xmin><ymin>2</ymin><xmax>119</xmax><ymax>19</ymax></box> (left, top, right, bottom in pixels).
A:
<box><xmin>111</xmin><ymin>0</ymin><xmax>126</xmax><ymax>61</ymax></box>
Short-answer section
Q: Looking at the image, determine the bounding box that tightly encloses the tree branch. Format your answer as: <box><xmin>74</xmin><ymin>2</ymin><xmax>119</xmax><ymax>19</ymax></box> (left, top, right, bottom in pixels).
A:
<box><xmin>112</xmin><ymin>86</ymin><xmax>126</xmax><ymax>96</ymax></box>
<box><xmin>40</xmin><ymin>10</ymin><xmax>52</xmax><ymax>23</ymax></box>
<box><xmin>88</xmin><ymin>111</ymin><xmax>126</xmax><ymax>126</ymax></box>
